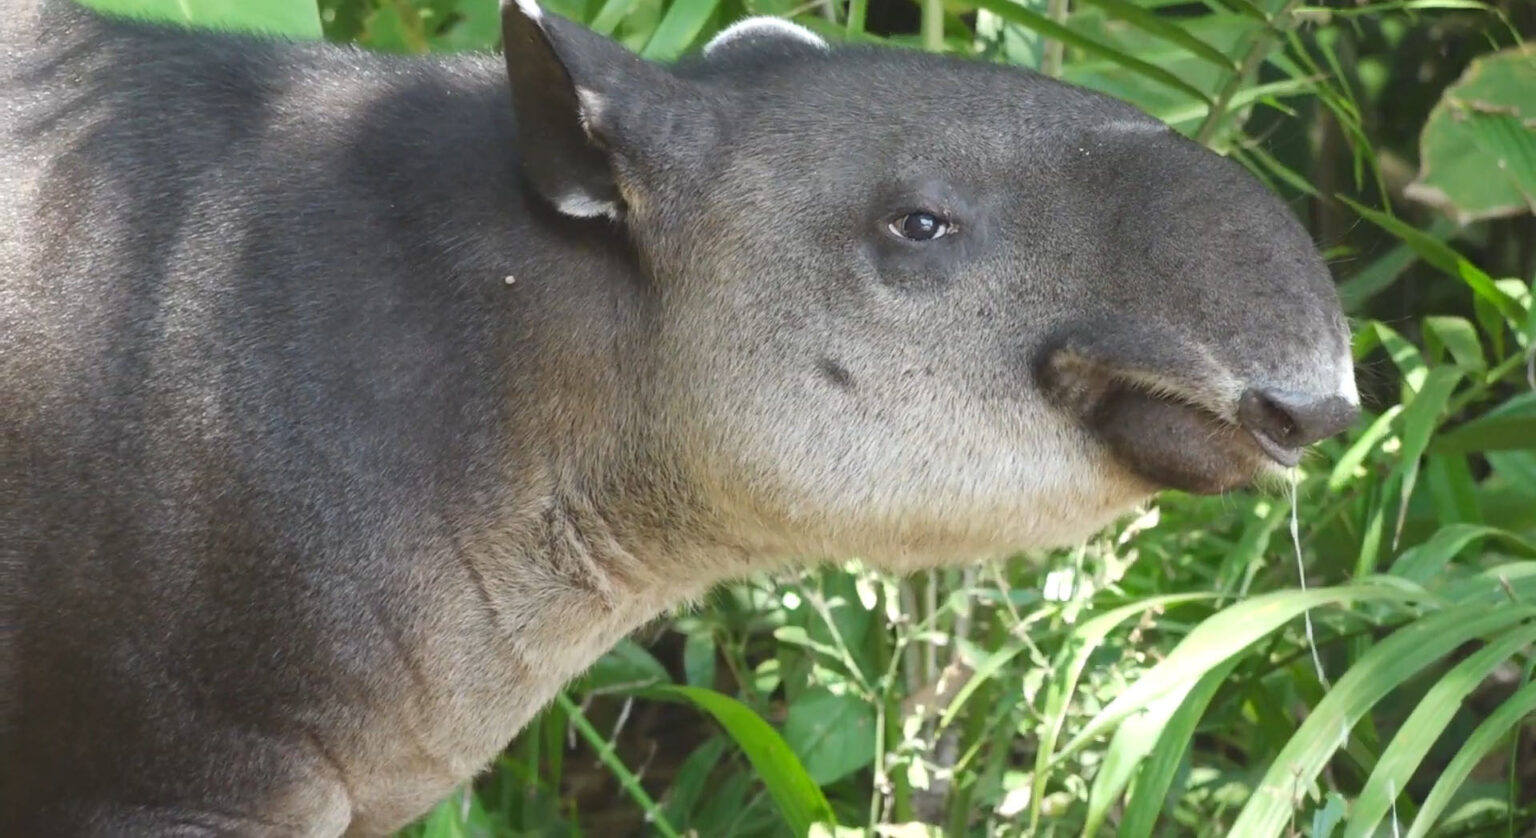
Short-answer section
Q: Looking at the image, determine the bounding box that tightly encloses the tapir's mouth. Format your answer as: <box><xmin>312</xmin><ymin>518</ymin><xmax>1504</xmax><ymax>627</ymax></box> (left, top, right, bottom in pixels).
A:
<box><xmin>1037</xmin><ymin>349</ymin><xmax>1295</xmax><ymax>495</ymax></box>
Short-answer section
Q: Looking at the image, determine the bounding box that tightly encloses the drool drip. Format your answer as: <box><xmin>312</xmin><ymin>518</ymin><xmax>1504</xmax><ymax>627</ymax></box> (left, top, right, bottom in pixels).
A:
<box><xmin>1288</xmin><ymin>469</ymin><xmax>1329</xmax><ymax>689</ymax></box>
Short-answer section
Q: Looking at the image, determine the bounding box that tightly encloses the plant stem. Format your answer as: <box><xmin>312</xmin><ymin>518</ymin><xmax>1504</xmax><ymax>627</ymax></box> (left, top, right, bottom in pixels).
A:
<box><xmin>1194</xmin><ymin>0</ymin><xmax>1304</xmax><ymax>147</ymax></box>
<box><xmin>555</xmin><ymin>693</ymin><xmax>682</xmax><ymax>838</ymax></box>
<box><xmin>921</xmin><ymin>0</ymin><xmax>943</xmax><ymax>52</ymax></box>
<box><xmin>846</xmin><ymin>0</ymin><xmax>868</xmax><ymax>35</ymax></box>
<box><xmin>1042</xmin><ymin>0</ymin><xmax>1069</xmax><ymax>76</ymax></box>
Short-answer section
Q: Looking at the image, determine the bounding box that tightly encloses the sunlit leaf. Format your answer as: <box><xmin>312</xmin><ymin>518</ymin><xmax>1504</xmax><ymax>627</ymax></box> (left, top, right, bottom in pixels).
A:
<box><xmin>1054</xmin><ymin>584</ymin><xmax>1425</xmax><ymax>765</ymax></box>
<box><xmin>1229</xmin><ymin>603</ymin><xmax>1536</xmax><ymax>835</ymax></box>
<box><xmin>1028</xmin><ymin>594</ymin><xmax>1216</xmax><ymax>826</ymax></box>
<box><xmin>641</xmin><ymin>0</ymin><xmax>723</xmax><ymax>60</ymax></box>
<box><xmin>1406</xmin><ymin>45</ymin><xmax>1536</xmax><ymax>224</ymax></box>
<box><xmin>969</xmin><ymin>0</ymin><xmax>1213</xmax><ymax>104</ymax></box>
<box><xmin>1346</xmin><ymin>621</ymin><xmax>1536</xmax><ymax>838</ymax></box>
<box><xmin>79</xmin><ymin>0</ymin><xmax>322</xmax><ymax>38</ymax></box>
<box><xmin>641</xmin><ymin>685</ymin><xmax>838</xmax><ymax>835</ymax></box>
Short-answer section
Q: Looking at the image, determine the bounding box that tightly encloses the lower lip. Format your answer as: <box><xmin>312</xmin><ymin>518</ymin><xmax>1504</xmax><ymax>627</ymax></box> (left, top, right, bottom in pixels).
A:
<box><xmin>1248</xmin><ymin>429</ymin><xmax>1302</xmax><ymax>467</ymax></box>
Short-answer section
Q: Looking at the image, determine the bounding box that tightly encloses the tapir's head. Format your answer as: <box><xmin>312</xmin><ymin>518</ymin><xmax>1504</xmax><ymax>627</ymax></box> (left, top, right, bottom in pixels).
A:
<box><xmin>502</xmin><ymin>2</ymin><xmax>1359</xmax><ymax>567</ymax></box>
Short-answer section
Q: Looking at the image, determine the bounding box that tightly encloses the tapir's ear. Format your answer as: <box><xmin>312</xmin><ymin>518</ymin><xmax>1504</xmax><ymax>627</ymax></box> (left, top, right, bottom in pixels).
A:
<box><xmin>701</xmin><ymin>17</ymin><xmax>829</xmax><ymax>63</ymax></box>
<box><xmin>501</xmin><ymin>0</ymin><xmax>712</xmax><ymax>220</ymax></box>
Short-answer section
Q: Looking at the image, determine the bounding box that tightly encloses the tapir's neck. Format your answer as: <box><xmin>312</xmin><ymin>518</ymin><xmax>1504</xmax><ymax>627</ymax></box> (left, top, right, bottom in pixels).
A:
<box><xmin>313</xmin><ymin>74</ymin><xmax>743</xmax><ymax>829</ymax></box>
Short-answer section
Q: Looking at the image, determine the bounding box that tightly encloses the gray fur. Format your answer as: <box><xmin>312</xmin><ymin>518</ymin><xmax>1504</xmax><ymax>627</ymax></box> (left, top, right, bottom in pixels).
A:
<box><xmin>0</xmin><ymin>0</ymin><xmax>1357</xmax><ymax>833</ymax></box>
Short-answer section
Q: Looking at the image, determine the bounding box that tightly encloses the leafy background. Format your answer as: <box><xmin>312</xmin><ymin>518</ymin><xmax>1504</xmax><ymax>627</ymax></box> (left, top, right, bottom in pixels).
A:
<box><xmin>73</xmin><ymin>0</ymin><xmax>1536</xmax><ymax>835</ymax></box>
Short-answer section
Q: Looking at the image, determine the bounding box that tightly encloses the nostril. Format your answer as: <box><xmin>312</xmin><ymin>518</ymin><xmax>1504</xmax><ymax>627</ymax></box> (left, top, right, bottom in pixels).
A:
<box><xmin>1238</xmin><ymin>388</ymin><xmax>1360</xmax><ymax>449</ymax></box>
<box><xmin>1238</xmin><ymin>390</ymin><xmax>1300</xmax><ymax>447</ymax></box>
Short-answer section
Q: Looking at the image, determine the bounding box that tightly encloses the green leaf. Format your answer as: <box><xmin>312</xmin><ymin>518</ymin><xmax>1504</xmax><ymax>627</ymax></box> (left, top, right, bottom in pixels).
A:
<box><xmin>1345</xmin><ymin>621</ymin><xmax>1536</xmax><ymax>838</ymax></box>
<box><xmin>1406</xmin><ymin>676</ymin><xmax>1536</xmax><ymax>838</ymax></box>
<box><xmin>641</xmin><ymin>0</ymin><xmax>724</xmax><ymax>60</ymax></box>
<box><xmin>1075</xmin><ymin>0</ymin><xmax>1237</xmax><ymax>73</ymax></box>
<box><xmin>1328</xmin><ymin>404</ymin><xmax>1404</xmax><ymax>492</ymax></box>
<box><xmin>416</xmin><ymin>789</ymin><xmax>494</xmax><ymax>838</ymax></box>
<box><xmin>1389</xmin><ymin>523</ymin><xmax>1536</xmax><ymax>584</ymax></box>
<box><xmin>938</xmin><ymin>636</ymin><xmax>1030</xmax><ymax>732</ymax></box>
<box><xmin>1433</xmin><ymin>393</ymin><xmax>1536</xmax><ymax>455</ymax></box>
<box><xmin>588</xmin><ymin>0</ymin><xmax>645</xmax><ymax>35</ymax></box>
<box><xmin>660</xmin><ymin>737</ymin><xmax>729</xmax><ymax>829</ymax></box>
<box><xmin>1054</xmin><ymin>583</ymin><xmax>1425</xmax><ymax>765</ymax></box>
<box><xmin>781</xmin><ymin>687</ymin><xmax>877</xmax><ymax>785</ymax></box>
<box><xmin>684</xmin><ymin>630</ymin><xmax>717</xmax><ymax>688</ymax></box>
<box><xmin>1228</xmin><ymin>603</ymin><xmax>1536</xmax><ymax>836</ymax></box>
<box><xmin>1154</xmin><ymin>77</ymin><xmax>1319</xmax><ymax>128</ymax></box>
<box><xmin>1084</xmin><ymin>695</ymin><xmax>1181</xmax><ymax>837</ymax></box>
<box><xmin>1213</xmin><ymin>0</ymin><xmax>1268</xmax><ymax>20</ymax></box>
<box><xmin>430</xmin><ymin>0</ymin><xmax>502</xmax><ymax>52</ymax></box>
<box><xmin>1215</xmin><ymin>500</ymin><xmax>1289</xmax><ymax>595</ymax></box>
<box><xmin>1342</xmin><ymin>197</ymin><xmax>1527</xmax><ymax>326</ymax></box>
<box><xmin>1424</xmin><ymin>453</ymin><xmax>1482</xmax><ymax>525</ymax></box>
<box><xmin>77</xmin><ymin>0</ymin><xmax>322</xmax><ymax>38</ymax></box>
<box><xmin>1436</xmin><ymin>560</ymin><xmax>1536</xmax><ymax>606</ymax></box>
<box><xmin>968</xmin><ymin>0</ymin><xmax>1212</xmax><ymax>105</ymax></box>
<box><xmin>774</xmin><ymin>624</ymin><xmax>849</xmax><ymax>664</ymax></box>
<box><xmin>692</xmin><ymin>769</ymin><xmax>753</xmax><ymax>835</ymax></box>
<box><xmin>581</xmin><ymin>638</ymin><xmax>671</xmax><ymax>692</ymax></box>
<box><xmin>641</xmin><ymin>684</ymin><xmax>838</xmax><ymax>835</ymax></box>
<box><xmin>1422</xmin><ymin>316</ymin><xmax>1487</xmax><ymax>372</ymax></box>
<box><xmin>1337</xmin><ymin>217</ymin><xmax>1460</xmax><ymax>312</ymax></box>
<box><xmin>1434</xmin><ymin>415</ymin><xmax>1536</xmax><ymax>454</ymax></box>
<box><xmin>360</xmin><ymin>2</ymin><xmax>429</xmax><ymax>54</ymax></box>
<box><xmin>1029</xmin><ymin>594</ymin><xmax>1216</xmax><ymax>827</ymax></box>
<box><xmin>1311</xmin><ymin>792</ymin><xmax>1349</xmax><ymax>838</ymax></box>
<box><xmin>1393</xmin><ymin>366</ymin><xmax>1463</xmax><ymax>546</ymax></box>
<box><xmin>1406</xmin><ymin>45</ymin><xmax>1536</xmax><ymax>224</ymax></box>
<box><xmin>1116</xmin><ymin>657</ymin><xmax>1241</xmax><ymax>838</ymax></box>
<box><xmin>1307</xmin><ymin>0</ymin><xmax>1494</xmax><ymax>17</ymax></box>
<box><xmin>1364</xmin><ymin>321</ymin><xmax>1428</xmax><ymax>391</ymax></box>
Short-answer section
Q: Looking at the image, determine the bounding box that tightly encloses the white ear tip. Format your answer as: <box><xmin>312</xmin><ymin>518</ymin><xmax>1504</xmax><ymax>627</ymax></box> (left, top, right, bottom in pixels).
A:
<box><xmin>554</xmin><ymin>191</ymin><xmax>621</xmax><ymax>220</ymax></box>
<box><xmin>506</xmin><ymin>0</ymin><xmax>543</xmax><ymax>22</ymax></box>
<box><xmin>703</xmin><ymin>17</ymin><xmax>829</xmax><ymax>57</ymax></box>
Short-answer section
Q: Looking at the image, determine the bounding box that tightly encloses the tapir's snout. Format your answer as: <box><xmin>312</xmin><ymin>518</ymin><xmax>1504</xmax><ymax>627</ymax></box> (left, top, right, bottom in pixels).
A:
<box><xmin>1035</xmin><ymin>317</ymin><xmax>1360</xmax><ymax>495</ymax></box>
<box><xmin>1237</xmin><ymin>388</ymin><xmax>1360</xmax><ymax>467</ymax></box>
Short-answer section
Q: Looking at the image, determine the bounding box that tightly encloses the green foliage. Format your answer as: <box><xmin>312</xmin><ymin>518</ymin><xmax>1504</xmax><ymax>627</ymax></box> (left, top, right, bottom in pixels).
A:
<box><xmin>77</xmin><ymin>0</ymin><xmax>322</xmax><ymax>38</ymax></box>
<box><xmin>643</xmin><ymin>685</ymin><xmax>839</xmax><ymax>833</ymax></box>
<box><xmin>72</xmin><ymin>0</ymin><xmax>1536</xmax><ymax>834</ymax></box>
<box><xmin>1407</xmin><ymin>45</ymin><xmax>1536</xmax><ymax>225</ymax></box>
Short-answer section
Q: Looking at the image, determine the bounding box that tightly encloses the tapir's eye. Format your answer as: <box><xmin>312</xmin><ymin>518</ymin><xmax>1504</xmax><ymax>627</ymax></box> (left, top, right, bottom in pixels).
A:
<box><xmin>888</xmin><ymin>211</ymin><xmax>953</xmax><ymax>242</ymax></box>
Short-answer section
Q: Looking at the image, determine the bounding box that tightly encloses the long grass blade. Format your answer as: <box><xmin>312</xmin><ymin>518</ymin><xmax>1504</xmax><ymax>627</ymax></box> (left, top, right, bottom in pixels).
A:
<box><xmin>641</xmin><ymin>0</ymin><xmax>725</xmax><ymax>60</ymax></box>
<box><xmin>1027</xmin><ymin>594</ymin><xmax>1217</xmax><ymax>828</ymax></box>
<box><xmin>1341</xmin><ymin>197</ymin><xmax>1527</xmax><ymax>326</ymax></box>
<box><xmin>1405</xmin><ymin>677</ymin><xmax>1536</xmax><ymax>838</ymax></box>
<box><xmin>969</xmin><ymin>0</ymin><xmax>1213</xmax><ymax>104</ymax></box>
<box><xmin>1115</xmin><ymin>656</ymin><xmax>1242</xmax><ymax>838</ymax></box>
<box><xmin>1228</xmin><ymin>603</ymin><xmax>1536</xmax><ymax>835</ymax></box>
<box><xmin>1345</xmin><ymin>621</ymin><xmax>1536</xmax><ymax>838</ymax></box>
<box><xmin>639</xmin><ymin>684</ymin><xmax>837</xmax><ymax>835</ymax></box>
<box><xmin>1053</xmin><ymin>583</ymin><xmax>1424</xmax><ymax>766</ymax></box>
<box><xmin>1075</xmin><ymin>0</ymin><xmax>1238</xmax><ymax>71</ymax></box>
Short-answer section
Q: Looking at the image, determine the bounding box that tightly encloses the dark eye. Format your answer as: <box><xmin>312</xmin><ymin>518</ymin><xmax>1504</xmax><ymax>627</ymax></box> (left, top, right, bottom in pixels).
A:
<box><xmin>888</xmin><ymin>211</ymin><xmax>953</xmax><ymax>242</ymax></box>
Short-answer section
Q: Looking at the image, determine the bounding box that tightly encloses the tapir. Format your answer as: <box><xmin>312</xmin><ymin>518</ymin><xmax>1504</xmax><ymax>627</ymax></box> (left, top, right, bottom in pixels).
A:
<box><xmin>0</xmin><ymin>0</ymin><xmax>1361</xmax><ymax>832</ymax></box>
